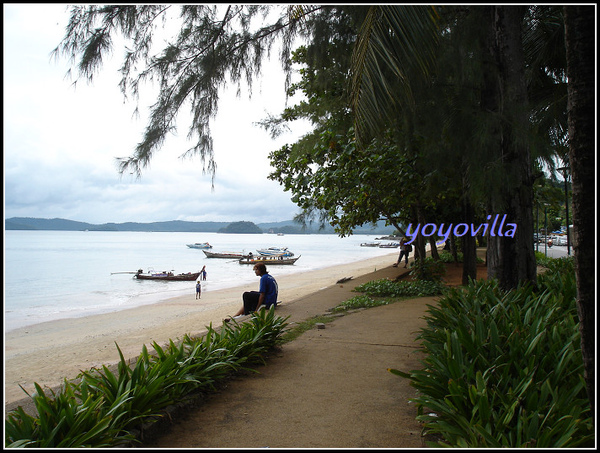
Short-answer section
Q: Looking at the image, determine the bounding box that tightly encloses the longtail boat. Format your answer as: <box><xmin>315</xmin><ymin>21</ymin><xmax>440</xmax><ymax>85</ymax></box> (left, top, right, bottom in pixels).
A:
<box><xmin>203</xmin><ymin>250</ymin><xmax>245</xmax><ymax>259</ymax></box>
<box><xmin>238</xmin><ymin>255</ymin><xmax>300</xmax><ymax>265</ymax></box>
<box><xmin>134</xmin><ymin>269</ymin><xmax>201</xmax><ymax>281</ymax></box>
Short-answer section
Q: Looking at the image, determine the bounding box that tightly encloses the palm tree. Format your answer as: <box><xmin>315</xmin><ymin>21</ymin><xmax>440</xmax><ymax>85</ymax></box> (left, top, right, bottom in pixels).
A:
<box><xmin>351</xmin><ymin>3</ymin><xmax>595</xmax><ymax>417</ymax></box>
<box><xmin>563</xmin><ymin>4</ymin><xmax>595</xmax><ymax>421</ymax></box>
<box><xmin>351</xmin><ymin>5</ymin><xmax>539</xmax><ymax>290</ymax></box>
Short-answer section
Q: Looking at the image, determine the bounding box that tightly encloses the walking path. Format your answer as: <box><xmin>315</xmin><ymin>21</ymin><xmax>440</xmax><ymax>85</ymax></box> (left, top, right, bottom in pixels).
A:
<box><xmin>144</xmin><ymin>263</ymin><xmax>444</xmax><ymax>448</ymax></box>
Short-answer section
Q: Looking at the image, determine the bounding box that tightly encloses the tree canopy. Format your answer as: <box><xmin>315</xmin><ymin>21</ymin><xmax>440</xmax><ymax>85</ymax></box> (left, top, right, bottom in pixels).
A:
<box><xmin>53</xmin><ymin>5</ymin><xmax>321</xmax><ymax>177</ymax></box>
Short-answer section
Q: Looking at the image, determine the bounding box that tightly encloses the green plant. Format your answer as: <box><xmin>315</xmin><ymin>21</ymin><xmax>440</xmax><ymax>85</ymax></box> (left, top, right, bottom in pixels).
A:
<box><xmin>330</xmin><ymin>294</ymin><xmax>391</xmax><ymax>312</ymax></box>
<box><xmin>5</xmin><ymin>381</ymin><xmax>133</xmax><ymax>448</ymax></box>
<box><xmin>409</xmin><ymin>257</ymin><xmax>446</xmax><ymax>282</ymax></box>
<box><xmin>354</xmin><ymin>278</ymin><xmax>445</xmax><ymax>298</ymax></box>
<box><xmin>438</xmin><ymin>251</ymin><xmax>463</xmax><ymax>263</ymax></box>
<box><xmin>5</xmin><ymin>310</ymin><xmax>288</xmax><ymax>448</ymax></box>
<box><xmin>391</xmin><ymin>269</ymin><xmax>594</xmax><ymax>448</ymax></box>
<box><xmin>534</xmin><ymin>251</ymin><xmax>554</xmax><ymax>268</ymax></box>
<box><xmin>281</xmin><ymin>315</ymin><xmax>334</xmax><ymax>343</ymax></box>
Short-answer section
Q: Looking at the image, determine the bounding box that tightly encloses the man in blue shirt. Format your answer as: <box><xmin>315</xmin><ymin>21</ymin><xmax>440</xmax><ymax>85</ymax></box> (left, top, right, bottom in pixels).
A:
<box><xmin>226</xmin><ymin>263</ymin><xmax>278</xmax><ymax>321</ymax></box>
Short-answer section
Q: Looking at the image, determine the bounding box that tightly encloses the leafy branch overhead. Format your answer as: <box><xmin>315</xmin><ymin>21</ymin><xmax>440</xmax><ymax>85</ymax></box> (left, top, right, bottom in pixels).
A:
<box><xmin>52</xmin><ymin>5</ymin><xmax>321</xmax><ymax>178</ymax></box>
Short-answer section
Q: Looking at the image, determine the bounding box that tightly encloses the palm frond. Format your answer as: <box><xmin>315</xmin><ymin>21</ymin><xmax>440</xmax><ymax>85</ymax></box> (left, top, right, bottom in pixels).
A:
<box><xmin>351</xmin><ymin>5</ymin><xmax>440</xmax><ymax>146</ymax></box>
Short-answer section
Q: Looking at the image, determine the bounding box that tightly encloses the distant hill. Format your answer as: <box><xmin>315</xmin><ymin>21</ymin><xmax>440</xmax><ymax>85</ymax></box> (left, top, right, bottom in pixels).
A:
<box><xmin>5</xmin><ymin>217</ymin><xmax>94</xmax><ymax>231</ymax></box>
<box><xmin>218</xmin><ymin>221</ymin><xmax>263</xmax><ymax>234</ymax></box>
<box><xmin>5</xmin><ymin>217</ymin><xmax>231</xmax><ymax>232</ymax></box>
<box><xmin>5</xmin><ymin>217</ymin><xmax>395</xmax><ymax>235</ymax></box>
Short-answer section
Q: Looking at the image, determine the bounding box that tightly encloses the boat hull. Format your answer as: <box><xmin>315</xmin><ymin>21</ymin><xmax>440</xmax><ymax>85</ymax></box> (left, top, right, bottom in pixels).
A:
<box><xmin>203</xmin><ymin>250</ymin><xmax>244</xmax><ymax>259</ymax></box>
<box><xmin>186</xmin><ymin>243</ymin><xmax>212</xmax><ymax>249</ymax></box>
<box><xmin>239</xmin><ymin>255</ymin><xmax>300</xmax><ymax>265</ymax></box>
<box><xmin>135</xmin><ymin>271</ymin><xmax>201</xmax><ymax>281</ymax></box>
<box><xmin>256</xmin><ymin>247</ymin><xmax>294</xmax><ymax>257</ymax></box>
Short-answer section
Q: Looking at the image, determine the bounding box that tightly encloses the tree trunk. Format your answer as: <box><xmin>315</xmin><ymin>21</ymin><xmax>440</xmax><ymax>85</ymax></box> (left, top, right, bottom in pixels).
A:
<box><xmin>413</xmin><ymin>206</ymin><xmax>427</xmax><ymax>260</ymax></box>
<box><xmin>450</xmin><ymin>235</ymin><xmax>458</xmax><ymax>262</ymax></box>
<box><xmin>564</xmin><ymin>5</ymin><xmax>595</xmax><ymax>421</ymax></box>
<box><xmin>428</xmin><ymin>237</ymin><xmax>440</xmax><ymax>260</ymax></box>
<box><xmin>462</xmin><ymin>198</ymin><xmax>477</xmax><ymax>285</ymax></box>
<box><xmin>486</xmin><ymin>6</ymin><xmax>537</xmax><ymax>290</ymax></box>
<box><xmin>480</xmin><ymin>6</ymin><xmax>502</xmax><ymax>283</ymax></box>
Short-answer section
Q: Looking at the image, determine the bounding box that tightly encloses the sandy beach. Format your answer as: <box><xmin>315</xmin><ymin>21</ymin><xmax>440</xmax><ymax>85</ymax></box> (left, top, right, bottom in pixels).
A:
<box><xmin>4</xmin><ymin>252</ymin><xmax>397</xmax><ymax>410</ymax></box>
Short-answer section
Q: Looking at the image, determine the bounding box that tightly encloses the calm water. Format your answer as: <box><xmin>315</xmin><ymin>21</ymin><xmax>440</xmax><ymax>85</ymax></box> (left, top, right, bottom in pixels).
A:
<box><xmin>4</xmin><ymin>231</ymin><xmax>395</xmax><ymax>332</ymax></box>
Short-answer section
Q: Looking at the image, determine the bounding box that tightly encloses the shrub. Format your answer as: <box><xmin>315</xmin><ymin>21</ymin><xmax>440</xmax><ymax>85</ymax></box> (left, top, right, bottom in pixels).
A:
<box><xmin>5</xmin><ymin>309</ymin><xmax>288</xmax><ymax>448</ymax></box>
<box><xmin>409</xmin><ymin>257</ymin><xmax>446</xmax><ymax>282</ymax></box>
<box><xmin>330</xmin><ymin>294</ymin><xmax>391</xmax><ymax>312</ymax></box>
<box><xmin>354</xmin><ymin>278</ymin><xmax>445</xmax><ymax>298</ymax></box>
<box><xmin>438</xmin><ymin>251</ymin><xmax>463</xmax><ymax>263</ymax></box>
<box><xmin>390</xmin><ymin>261</ymin><xmax>593</xmax><ymax>448</ymax></box>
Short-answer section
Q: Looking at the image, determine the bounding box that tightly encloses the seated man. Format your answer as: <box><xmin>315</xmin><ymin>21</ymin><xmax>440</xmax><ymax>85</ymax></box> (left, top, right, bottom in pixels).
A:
<box><xmin>225</xmin><ymin>263</ymin><xmax>278</xmax><ymax>321</ymax></box>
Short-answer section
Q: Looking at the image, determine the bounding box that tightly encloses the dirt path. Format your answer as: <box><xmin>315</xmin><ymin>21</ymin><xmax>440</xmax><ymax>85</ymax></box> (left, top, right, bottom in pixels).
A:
<box><xmin>142</xmin><ymin>261</ymin><xmax>479</xmax><ymax>448</ymax></box>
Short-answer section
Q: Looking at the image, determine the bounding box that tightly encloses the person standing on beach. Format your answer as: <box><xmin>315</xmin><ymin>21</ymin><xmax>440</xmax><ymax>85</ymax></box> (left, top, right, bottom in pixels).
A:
<box><xmin>201</xmin><ymin>265</ymin><xmax>207</xmax><ymax>280</ymax></box>
<box><xmin>393</xmin><ymin>238</ymin><xmax>411</xmax><ymax>268</ymax></box>
<box><xmin>195</xmin><ymin>280</ymin><xmax>201</xmax><ymax>299</ymax></box>
<box><xmin>225</xmin><ymin>263</ymin><xmax>278</xmax><ymax>321</ymax></box>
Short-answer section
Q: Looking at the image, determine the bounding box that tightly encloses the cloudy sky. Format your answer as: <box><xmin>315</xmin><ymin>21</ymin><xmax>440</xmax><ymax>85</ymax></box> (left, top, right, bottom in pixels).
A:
<box><xmin>4</xmin><ymin>4</ymin><xmax>312</xmax><ymax>225</ymax></box>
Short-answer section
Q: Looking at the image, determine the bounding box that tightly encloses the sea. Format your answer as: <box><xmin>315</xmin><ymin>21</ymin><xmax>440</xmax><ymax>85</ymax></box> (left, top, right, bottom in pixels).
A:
<box><xmin>4</xmin><ymin>230</ymin><xmax>397</xmax><ymax>332</ymax></box>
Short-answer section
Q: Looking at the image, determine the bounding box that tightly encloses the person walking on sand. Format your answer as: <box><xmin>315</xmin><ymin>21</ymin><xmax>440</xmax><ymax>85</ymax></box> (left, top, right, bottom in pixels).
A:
<box><xmin>195</xmin><ymin>280</ymin><xmax>201</xmax><ymax>299</ymax></box>
<box><xmin>393</xmin><ymin>237</ymin><xmax>411</xmax><ymax>268</ymax></box>
<box><xmin>225</xmin><ymin>263</ymin><xmax>278</xmax><ymax>322</ymax></box>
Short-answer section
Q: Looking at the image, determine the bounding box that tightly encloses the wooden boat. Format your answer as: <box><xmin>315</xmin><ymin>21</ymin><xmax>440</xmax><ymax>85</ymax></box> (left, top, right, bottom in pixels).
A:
<box><xmin>186</xmin><ymin>242</ymin><xmax>212</xmax><ymax>249</ymax></box>
<box><xmin>203</xmin><ymin>250</ymin><xmax>245</xmax><ymax>259</ymax></box>
<box><xmin>134</xmin><ymin>269</ymin><xmax>201</xmax><ymax>281</ymax></box>
<box><xmin>239</xmin><ymin>255</ymin><xmax>301</xmax><ymax>265</ymax></box>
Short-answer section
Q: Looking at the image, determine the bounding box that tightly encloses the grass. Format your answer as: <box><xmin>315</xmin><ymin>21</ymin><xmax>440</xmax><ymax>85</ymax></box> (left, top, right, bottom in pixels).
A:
<box><xmin>282</xmin><ymin>278</ymin><xmax>444</xmax><ymax>344</ymax></box>
<box><xmin>281</xmin><ymin>315</ymin><xmax>336</xmax><ymax>343</ymax></box>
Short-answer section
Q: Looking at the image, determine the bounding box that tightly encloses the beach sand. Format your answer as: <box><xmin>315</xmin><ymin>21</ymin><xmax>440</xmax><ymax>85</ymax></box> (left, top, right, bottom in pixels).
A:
<box><xmin>4</xmin><ymin>252</ymin><xmax>397</xmax><ymax>410</ymax></box>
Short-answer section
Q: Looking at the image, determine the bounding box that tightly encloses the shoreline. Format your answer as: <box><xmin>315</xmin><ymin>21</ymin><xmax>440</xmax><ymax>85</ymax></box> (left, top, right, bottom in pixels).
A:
<box><xmin>4</xmin><ymin>252</ymin><xmax>397</xmax><ymax>409</ymax></box>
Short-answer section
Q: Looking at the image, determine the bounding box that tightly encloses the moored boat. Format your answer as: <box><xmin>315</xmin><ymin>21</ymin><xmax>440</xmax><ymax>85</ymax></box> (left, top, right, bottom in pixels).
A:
<box><xmin>186</xmin><ymin>242</ymin><xmax>213</xmax><ymax>249</ymax></box>
<box><xmin>134</xmin><ymin>269</ymin><xmax>201</xmax><ymax>281</ymax></box>
<box><xmin>360</xmin><ymin>242</ymin><xmax>380</xmax><ymax>247</ymax></box>
<box><xmin>379</xmin><ymin>242</ymin><xmax>400</xmax><ymax>248</ymax></box>
<box><xmin>203</xmin><ymin>250</ymin><xmax>245</xmax><ymax>259</ymax></box>
<box><xmin>239</xmin><ymin>255</ymin><xmax>300</xmax><ymax>265</ymax></box>
<box><xmin>256</xmin><ymin>246</ymin><xmax>294</xmax><ymax>257</ymax></box>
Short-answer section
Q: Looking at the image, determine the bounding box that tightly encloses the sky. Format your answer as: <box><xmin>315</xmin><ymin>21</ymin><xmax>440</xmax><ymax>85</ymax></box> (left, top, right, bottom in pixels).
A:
<box><xmin>4</xmin><ymin>4</ymin><xmax>313</xmax><ymax>225</ymax></box>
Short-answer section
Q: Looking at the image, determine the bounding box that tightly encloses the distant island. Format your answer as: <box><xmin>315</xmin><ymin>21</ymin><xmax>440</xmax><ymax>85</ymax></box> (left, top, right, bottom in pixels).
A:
<box><xmin>5</xmin><ymin>217</ymin><xmax>394</xmax><ymax>235</ymax></box>
<box><xmin>218</xmin><ymin>221</ymin><xmax>263</xmax><ymax>234</ymax></box>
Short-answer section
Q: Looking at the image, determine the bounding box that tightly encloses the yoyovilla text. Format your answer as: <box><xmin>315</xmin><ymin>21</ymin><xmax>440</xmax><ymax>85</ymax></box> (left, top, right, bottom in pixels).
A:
<box><xmin>405</xmin><ymin>214</ymin><xmax>517</xmax><ymax>245</ymax></box>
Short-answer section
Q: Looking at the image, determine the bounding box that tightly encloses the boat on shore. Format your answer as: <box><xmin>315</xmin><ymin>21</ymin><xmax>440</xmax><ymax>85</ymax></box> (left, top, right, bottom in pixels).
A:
<box><xmin>203</xmin><ymin>250</ymin><xmax>245</xmax><ymax>259</ymax></box>
<box><xmin>186</xmin><ymin>242</ymin><xmax>212</xmax><ymax>249</ymax></box>
<box><xmin>134</xmin><ymin>269</ymin><xmax>201</xmax><ymax>281</ymax></box>
<box><xmin>239</xmin><ymin>255</ymin><xmax>300</xmax><ymax>265</ymax></box>
<box><xmin>256</xmin><ymin>247</ymin><xmax>294</xmax><ymax>257</ymax></box>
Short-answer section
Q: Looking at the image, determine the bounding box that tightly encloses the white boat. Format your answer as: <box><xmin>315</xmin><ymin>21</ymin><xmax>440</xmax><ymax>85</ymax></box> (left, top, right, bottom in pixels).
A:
<box><xmin>379</xmin><ymin>242</ymin><xmax>400</xmax><ymax>248</ymax></box>
<box><xmin>256</xmin><ymin>247</ymin><xmax>294</xmax><ymax>257</ymax></box>
<box><xmin>360</xmin><ymin>242</ymin><xmax>380</xmax><ymax>247</ymax></box>
<box><xmin>186</xmin><ymin>242</ymin><xmax>213</xmax><ymax>249</ymax></box>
